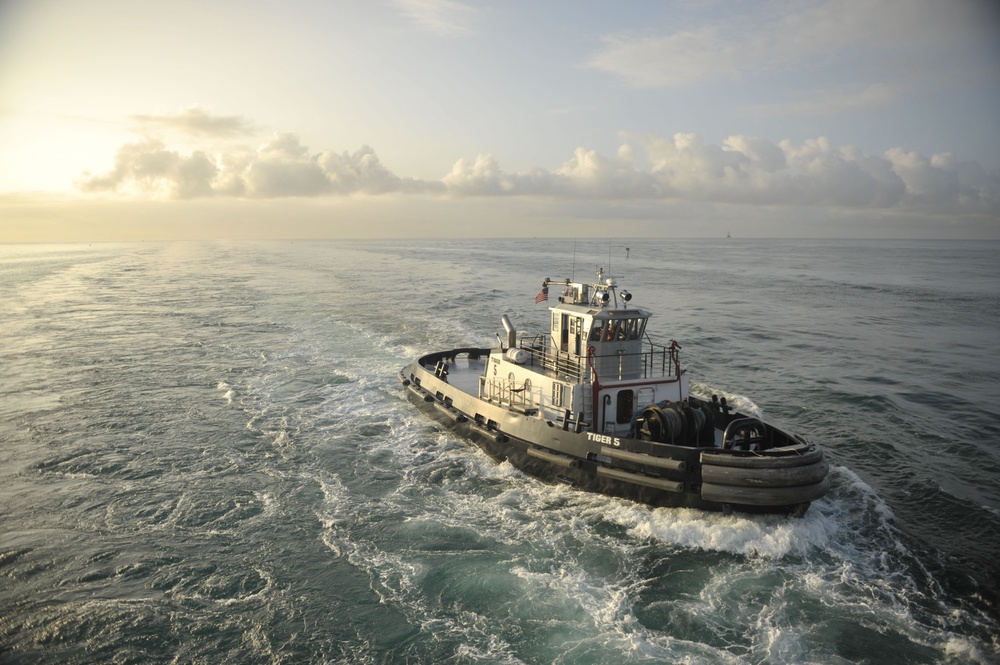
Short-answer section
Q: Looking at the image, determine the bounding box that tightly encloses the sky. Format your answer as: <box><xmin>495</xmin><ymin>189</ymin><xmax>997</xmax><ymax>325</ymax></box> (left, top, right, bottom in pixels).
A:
<box><xmin>1</xmin><ymin>0</ymin><xmax>999</xmax><ymax>241</ymax></box>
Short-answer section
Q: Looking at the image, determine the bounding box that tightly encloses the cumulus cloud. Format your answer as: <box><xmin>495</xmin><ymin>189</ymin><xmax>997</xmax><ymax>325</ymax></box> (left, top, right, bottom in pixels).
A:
<box><xmin>443</xmin><ymin>155</ymin><xmax>553</xmax><ymax>196</ymax></box>
<box><xmin>79</xmin><ymin>128</ymin><xmax>998</xmax><ymax>216</ymax></box>
<box><xmin>130</xmin><ymin>107</ymin><xmax>254</xmax><ymax>137</ymax></box>
<box><xmin>441</xmin><ymin>134</ymin><xmax>1000</xmax><ymax>215</ymax></box>
<box><xmin>80</xmin><ymin>132</ymin><xmax>440</xmax><ymax>199</ymax></box>
<box><xmin>79</xmin><ymin>138</ymin><xmax>219</xmax><ymax>199</ymax></box>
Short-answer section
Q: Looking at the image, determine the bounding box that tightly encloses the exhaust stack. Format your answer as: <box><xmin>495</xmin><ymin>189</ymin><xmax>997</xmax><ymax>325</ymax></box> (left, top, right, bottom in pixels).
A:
<box><xmin>501</xmin><ymin>314</ymin><xmax>516</xmax><ymax>348</ymax></box>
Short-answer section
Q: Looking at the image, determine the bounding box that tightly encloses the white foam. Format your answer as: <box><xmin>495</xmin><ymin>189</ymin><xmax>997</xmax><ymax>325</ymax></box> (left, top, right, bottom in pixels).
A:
<box><xmin>944</xmin><ymin>635</ymin><xmax>995</xmax><ymax>665</ymax></box>
<box><xmin>216</xmin><ymin>381</ymin><xmax>234</xmax><ymax>404</ymax></box>
<box><xmin>598</xmin><ymin>499</ymin><xmax>838</xmax><ymax>559</ymax></box>
<box><xmin>691</xmin><ymin>383</ymin><xmax>765</xmax><ymax>419</ymax></box>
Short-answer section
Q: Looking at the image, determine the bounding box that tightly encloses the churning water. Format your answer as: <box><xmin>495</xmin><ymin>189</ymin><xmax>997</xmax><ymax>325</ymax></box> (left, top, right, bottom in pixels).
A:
<box><xmin>1</xmin><ymin>238</ymin><xmax>998</xmax><ymax>663</ymax></box>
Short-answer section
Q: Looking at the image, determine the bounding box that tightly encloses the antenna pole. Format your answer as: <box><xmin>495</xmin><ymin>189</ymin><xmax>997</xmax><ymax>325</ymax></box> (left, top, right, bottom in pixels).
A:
<box><xmin>572</xmin><ymin>240</ymin><xmax>577</xmax><ymax>282</ymax></box>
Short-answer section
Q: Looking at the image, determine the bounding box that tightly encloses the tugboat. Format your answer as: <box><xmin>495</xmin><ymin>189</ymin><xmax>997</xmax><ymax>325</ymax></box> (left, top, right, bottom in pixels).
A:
<box><xmin>400</xmin><ymin>268</ymin><xmax>829</xmax><ymax>516</ymax></box>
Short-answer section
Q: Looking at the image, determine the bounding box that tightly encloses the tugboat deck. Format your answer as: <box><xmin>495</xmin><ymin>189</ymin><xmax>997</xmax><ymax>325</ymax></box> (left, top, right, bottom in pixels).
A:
<box><xmin>439</xmin><ymin>353</ymin><xmax>487</xmax><ymax>396</ymax></box>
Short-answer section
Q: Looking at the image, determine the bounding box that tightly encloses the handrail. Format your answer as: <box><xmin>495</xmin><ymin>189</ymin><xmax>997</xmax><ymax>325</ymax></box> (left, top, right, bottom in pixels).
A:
<box><xmin>517</xmin><ymin>335</ymin><xmax>679</xmax><ymax>382</ymax></box>
<box><xmin>484</xmin><ymin>376</ymin><xmax>529</xmax><ymax>408</ymax></box>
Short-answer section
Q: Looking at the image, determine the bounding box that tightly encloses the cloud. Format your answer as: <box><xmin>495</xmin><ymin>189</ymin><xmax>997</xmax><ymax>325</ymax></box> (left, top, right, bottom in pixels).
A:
<box><xmin>78</xmin><ymin>129</ymin><xmax>999</xmax><ymax>216</ymax></box>
<box><xmin>587</xmin><ymin>0</ymin><xmax>1000</xmax><ymax>112</ymax></box>
<box><xmin>442</xmin><ymin>134</ymin><xmax>999</xmax><ymax>215</ymax></box>
<box><xmin>442</xmin><ymin>154</ymin><xmax>553</xmax><ymax>196</ymax></box>
<box><xmin>78</xmin><ymin>138</ymin><xmax>219</xmax><ymax>199</ymax></box>
<box><xmin>587</xmin><ymin>1</ymin><xmax>869</xmax><ymax>89</ymax></box>
<box><xmin>130</xmin><ymin>107</ymin><xmax>255</xmax><ymax>137</ymax></box>
<box><xmin>80</xmin><ymin>132</ymin><xmax>441</xmax><ymax>199</ymax></box>
<box><xmin>393</xmin><ymin>0</ymin><xmax>479</xmax><ymax>36</ymax></box>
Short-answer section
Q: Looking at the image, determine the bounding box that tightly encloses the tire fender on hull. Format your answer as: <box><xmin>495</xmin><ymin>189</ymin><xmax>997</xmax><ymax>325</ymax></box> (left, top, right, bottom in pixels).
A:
<box><xmin>701</xmin><ymin>476</ymin><xmax>830</xmax><ymax>506</ymax></box>
<box><xmin>701</xmin><ymin>459</ymin><xmax>829</xmax><ymax>488</ymax></box>
<box><xmin>700</xmin><ymin>446</ymin><xmax>823</xmax><ymax>469</ymax></box>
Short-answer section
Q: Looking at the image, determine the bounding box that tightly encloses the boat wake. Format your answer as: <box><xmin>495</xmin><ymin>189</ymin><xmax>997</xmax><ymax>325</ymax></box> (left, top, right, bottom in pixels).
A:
<box><xmin>311</xmin><ymin>402</ymin><xmax>998</xmax><ymax>662</ymax></box>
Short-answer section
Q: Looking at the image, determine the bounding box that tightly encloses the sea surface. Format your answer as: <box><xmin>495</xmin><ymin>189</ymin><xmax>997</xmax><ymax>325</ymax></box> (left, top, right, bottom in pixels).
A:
<box><xmin>1</xmin><ymin>238</ymin><xmax>998</xmax><ymax>664</ymax></box>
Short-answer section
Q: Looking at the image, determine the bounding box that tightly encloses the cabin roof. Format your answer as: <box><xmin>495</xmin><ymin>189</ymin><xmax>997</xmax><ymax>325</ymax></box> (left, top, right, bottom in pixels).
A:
<box><xmin>550</xmin><ymin>302</ymin><xmax>651</xmax><ymax>319</ymax></box>
<box><xmin>550</xmin><ymin>302</ymin><xmax>602</xmax><ymax>316</ymax></box>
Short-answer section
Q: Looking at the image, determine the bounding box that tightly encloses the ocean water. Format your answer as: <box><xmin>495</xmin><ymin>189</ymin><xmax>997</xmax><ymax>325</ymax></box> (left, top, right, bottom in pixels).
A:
<box><xmin>1</xmin><ymin>237</ymin><xmax>998</xmax><ymax>664</ymax></box>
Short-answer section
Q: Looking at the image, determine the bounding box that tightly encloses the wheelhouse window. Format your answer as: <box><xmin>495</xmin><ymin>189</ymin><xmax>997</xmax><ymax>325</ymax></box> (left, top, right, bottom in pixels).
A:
<box><xmin>604</xmin><ymin>320</ymin><xmax>620</xmax><ymax>341</ymax></box>
<box><xmin>589</xmin><ymin>316</ymin><xmax>646</xmax><ymax>342</ymax></box>
<box><xmin>590</xmin><ymin>320</ymin><xmax>605</xmax><ymax>341</ymax></box>
<box><xmin>552</xmin><ymin>382</ymin><xmax>564</xmax><ymax>408</ymax></box>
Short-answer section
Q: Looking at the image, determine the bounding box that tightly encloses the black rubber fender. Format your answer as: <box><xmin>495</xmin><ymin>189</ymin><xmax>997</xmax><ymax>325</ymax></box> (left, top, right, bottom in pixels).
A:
<box><xmin>701</xmin><ymin>459</ymin><xmax>829</xmax><ymax>487</ymax></box>
<box><xmin>702</xmin><ymin>475</ymin><xmax>830</xmax><ymax>505</ymax></box>
<box><xmin>700</xmin><ymin>446</ymin><xmax>824</xmax><ymax>469</ymax></box>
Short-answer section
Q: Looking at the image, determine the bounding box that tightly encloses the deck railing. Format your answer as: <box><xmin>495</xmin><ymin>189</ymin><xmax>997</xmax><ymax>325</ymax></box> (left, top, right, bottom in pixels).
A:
<box><xmin>481</xmin><ymin>376</ymin><xmax>530</xmax><ymax>408</ymax></box>
<box><xmin>519</xmin><ymin>335</ymin><xmax>679</xmax><ymax>383</ymax></box>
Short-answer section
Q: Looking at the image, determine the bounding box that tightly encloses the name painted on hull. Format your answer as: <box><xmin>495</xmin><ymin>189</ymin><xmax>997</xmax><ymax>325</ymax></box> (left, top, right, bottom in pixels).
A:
<box><xmin>586</xmin><ymin>432</ymin><xmax>621</xmax><ymax>447</ymax></box>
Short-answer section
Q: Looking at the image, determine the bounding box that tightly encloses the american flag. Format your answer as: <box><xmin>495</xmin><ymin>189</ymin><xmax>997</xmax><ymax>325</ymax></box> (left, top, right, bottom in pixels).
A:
<box><xmin>534</xmin><ymin>286</ymin><xmax>548</xmax><ymax>303</ymax></box>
